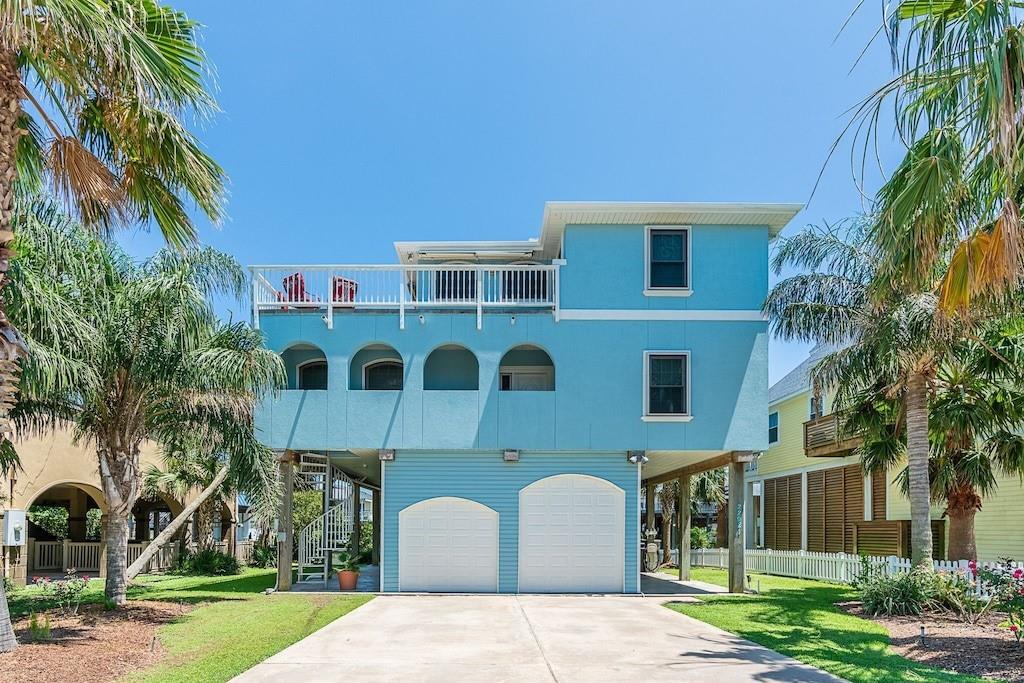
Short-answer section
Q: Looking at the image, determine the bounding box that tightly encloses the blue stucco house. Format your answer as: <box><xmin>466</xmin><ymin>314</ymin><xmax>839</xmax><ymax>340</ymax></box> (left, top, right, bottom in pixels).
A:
<box><xmin>253</xmin><ymin>201</ymin><xmax>801</xmax><ymax>594</ymax></box>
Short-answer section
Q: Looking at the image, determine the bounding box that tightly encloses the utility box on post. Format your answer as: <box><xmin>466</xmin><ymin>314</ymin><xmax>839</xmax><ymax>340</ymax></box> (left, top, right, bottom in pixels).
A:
<box><xmin>2</xmin><ymin>509</ymin><xmax>26</xmax><ymax>546</ymax></box>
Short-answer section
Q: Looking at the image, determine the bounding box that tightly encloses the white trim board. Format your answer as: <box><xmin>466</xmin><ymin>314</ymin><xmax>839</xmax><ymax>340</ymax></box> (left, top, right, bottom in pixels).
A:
<box><xmin>560</xmin><ymin>309</ymin><xmax>766</xmax><ymax>321</ymax></box>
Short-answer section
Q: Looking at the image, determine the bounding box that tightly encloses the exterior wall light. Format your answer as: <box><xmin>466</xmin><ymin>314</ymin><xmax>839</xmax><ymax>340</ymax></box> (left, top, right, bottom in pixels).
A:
<box><xmin>503</xmin><ymin>449</ymin><xmax>520</xmax><ymax>462</ymax></box>
<box><xmin>378</xmin><ymin>449</ymin><xmax>395</xmax><ymax>462</ymax></box>
<box><xmin>626</xmin><ymin>450</ymin><xmax>648</xmax><ymax>465</ymax></box>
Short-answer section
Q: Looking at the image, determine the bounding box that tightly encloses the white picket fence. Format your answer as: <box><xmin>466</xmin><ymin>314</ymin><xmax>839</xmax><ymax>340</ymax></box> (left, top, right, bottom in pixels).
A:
<box><xmin>690</xmin><ymin>547</ymin><xmax>1022</xmax><ymax>598</ymax></box>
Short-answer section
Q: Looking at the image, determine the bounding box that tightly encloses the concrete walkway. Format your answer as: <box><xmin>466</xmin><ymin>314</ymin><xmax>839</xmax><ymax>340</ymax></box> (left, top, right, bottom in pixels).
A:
<box><xmin>233</xmin><ymin>595</ymin><xmax>842</xmax><ymax>682</ymax></box>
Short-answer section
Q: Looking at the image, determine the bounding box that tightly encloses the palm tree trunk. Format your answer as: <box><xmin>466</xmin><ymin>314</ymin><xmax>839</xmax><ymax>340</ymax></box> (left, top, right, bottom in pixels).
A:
<box><xmin>126</xmin><ymin>465</ymin><xmax>229</xmax><ymax>580</ymax></box>
<box><xmin>0</xmin><ymin>571</ymin><xmax>16</xmax><ymax>652</ymax></box>
<box><xmin>0</xmin><ymin>53</ymin><xmax>25</xmax><ymax>438</ymax></box>
<box><xmin>98</xmin><ymin>444</ymin><xmax>142</xmax><ymax>605</ymax></box>
<box><xmin>661</xmin><ymin>510</ymin><xmax>672</xmax><ymax>566</ymax></box>
<box><xmin>946</xmin><ymin>484</ymin><xmax>981</xmax><ymax>561</ymax></box>
<box><xmin>196</xmin><ymin>498</ymin><xmax>214</xmax><ymax>551</ymax></box>
<box><xmin>906</xmin><ymin>371</ymin><xmax>934</xmax><ymax>569</ymax></box>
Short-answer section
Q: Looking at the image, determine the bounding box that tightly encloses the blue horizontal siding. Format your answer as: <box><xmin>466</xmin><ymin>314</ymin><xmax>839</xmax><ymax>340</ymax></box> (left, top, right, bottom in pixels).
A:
<box><xmin>382</xmin><ymin>450</ymin><xmax>639</xmax><ymax>593</ymax></box>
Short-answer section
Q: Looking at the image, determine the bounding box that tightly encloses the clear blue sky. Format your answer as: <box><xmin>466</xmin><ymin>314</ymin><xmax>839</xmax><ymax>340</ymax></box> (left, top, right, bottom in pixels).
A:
<box><xmin>123</xmin><ymin>1</ymin><xmax>902</xmax><ymax>384</ymax></box>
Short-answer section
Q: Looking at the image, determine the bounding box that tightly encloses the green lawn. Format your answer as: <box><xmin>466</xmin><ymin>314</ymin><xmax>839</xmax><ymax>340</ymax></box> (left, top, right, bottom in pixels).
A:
<box><xmin>668</xmin><ymin>568</ymin><xmax>988</xmax><ymax>683</ymax></box>
<box><xmin>9</xmin><ymin>569</ymin><xmax>372</xmax><ymax>682</ymax></box>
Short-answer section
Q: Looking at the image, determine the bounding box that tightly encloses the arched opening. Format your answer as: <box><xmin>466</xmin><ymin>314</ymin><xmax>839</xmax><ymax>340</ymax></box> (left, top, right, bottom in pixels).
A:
<box><xmin>282</xmin><ymin>343</ymin><xmax>328</xmax><ymax>390</ymax></box>
<box><xmin>27</xmin><ymin>483</ymin><xmax>105</xmax><ymax>543</ymax></box>
<box><xmin>424</xmin><ymin>345</ymin><xmax>479</xmax><ymax>390</ymax></box>
<box><xmin>498</xmin><ymin>345</ymin><xmax>554</xmax><ymax>391</ymax></box>
<box><xmin>131</xmin><ymin>493</ymin><xmax>180</xmax><ymax>543</ymax></box>
<box><xmin>350</xmin><ymin>344</ymin><xmax>404</xmax><ymax>390</ymax></box>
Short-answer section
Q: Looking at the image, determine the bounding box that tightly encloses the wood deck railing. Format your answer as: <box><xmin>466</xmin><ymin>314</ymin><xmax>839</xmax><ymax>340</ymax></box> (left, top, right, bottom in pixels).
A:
<box><xmin>803</xmin><ymin>414</ymin><xmax>860</xmax><ymax>457</ymax></box>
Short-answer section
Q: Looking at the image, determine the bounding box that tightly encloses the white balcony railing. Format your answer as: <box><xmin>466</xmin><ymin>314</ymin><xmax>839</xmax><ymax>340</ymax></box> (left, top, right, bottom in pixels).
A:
<box><xmin>250</xmin><ymin>264</ymin><xmax>560</xmax><ymax>329</ymax></box>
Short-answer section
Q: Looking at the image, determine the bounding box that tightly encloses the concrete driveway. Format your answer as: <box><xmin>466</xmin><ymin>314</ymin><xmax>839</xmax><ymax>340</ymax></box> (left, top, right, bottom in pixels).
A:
<box><xmin>233</xmin><ymin>595</ymin><xmax>841</xmax><ymax>683</ymax></box>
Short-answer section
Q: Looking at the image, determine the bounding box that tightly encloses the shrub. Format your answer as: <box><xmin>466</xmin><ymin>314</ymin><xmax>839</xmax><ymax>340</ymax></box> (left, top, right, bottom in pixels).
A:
<box><xmin>247</xmin><ymin>542</ymin><xmax>277</xmax><ymax>569</ymax></box>
<box><xmin>34</xmin><ymin>569</ymin><xmax>89</xmax><ymax>616</ymax></box>
<box><xmin>172</xmin><ymin>549</ymin><xmax>240</xmax><ymax>576</ymax></box>
<box><xmin>3</xmin><ymin>575</ymin><xmax>15</xmax><ymax>595</ymax></box>
<box><xmin>860</xmin><ymin>569</ymin><xmax>936</xmax><ymax>617</ymax></box>
<box><xmin>928</xmin><ymin>570</ymin><xmax>985</xmax><ymax>623</ymax></box>
<box><xmin>690</xmin><ymin>526</ymin><xmax>715</xmax><ymax>550</ymax></box>
<box><xmin>27</xmin><ymin>612</ymin><xmax>51</xmax><ymax>641</ymax></box>
<box><xmin>977</xmin><ymin>558</ymin><xmax>1024</xmax><ymax>643</ymax></box>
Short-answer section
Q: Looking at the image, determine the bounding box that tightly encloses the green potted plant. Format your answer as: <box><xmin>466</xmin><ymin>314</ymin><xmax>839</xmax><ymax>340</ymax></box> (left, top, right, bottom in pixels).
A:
<box><xmin>335</xmin><ymin>550</ymin><xmax>360</xmax><ymax>591</ymax></box>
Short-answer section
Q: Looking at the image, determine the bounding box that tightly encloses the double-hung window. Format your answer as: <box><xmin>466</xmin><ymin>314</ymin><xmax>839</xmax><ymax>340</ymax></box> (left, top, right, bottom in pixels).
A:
<box><xmin>768</xmin><ymin>411</ymin><xmax>779</xmax><ymax>444</ymax></box>
<box><xmin>643</xmin><ymin>351</ymin><xmax>690</xmax><ymax>420</ymax></box>
<box><xmin>810</xmin><ymin>394</ymin><xmax>825</xmax><ymax>420</ymax></box>
<box><xmin>645</xmin><ymin>227</ymin><xmax>690</xmax><ymax>294</ymax></box>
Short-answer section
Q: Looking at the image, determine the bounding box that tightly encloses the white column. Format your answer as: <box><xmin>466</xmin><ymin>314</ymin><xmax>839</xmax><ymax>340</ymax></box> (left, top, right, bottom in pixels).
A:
<box><xmin>801</xmin><ymin>471</ymin><xmax>809</xmax><ymax>551</ymax></box>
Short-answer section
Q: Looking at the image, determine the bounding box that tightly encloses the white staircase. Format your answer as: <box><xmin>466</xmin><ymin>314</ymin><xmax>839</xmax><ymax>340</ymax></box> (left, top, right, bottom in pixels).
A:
<box><xmin>296</xmin><ymin>453</ymin><xmax>356</xmax><ymax>585</ymax></box>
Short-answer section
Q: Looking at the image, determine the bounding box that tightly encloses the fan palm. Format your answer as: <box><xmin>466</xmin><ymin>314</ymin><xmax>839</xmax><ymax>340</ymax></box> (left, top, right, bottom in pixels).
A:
<box><xmin>847</xmin><ymin>319</ymin><xmax>1024</xmax><ymax>559</ymax></box>
<box><xmin>654</xmin><ymin>469</ymin><xmax>727</xmax><ymax>566</ymax></box>
<box><xmin>0</xmin><ymin>0</ymin><xmax>224</xmax><ymax>483</ymax></box>
<box><xmin>764</xmin><ymin>218</ymin><xmax>952</xmax><ymax>568</ymax></box>
<box><xmin>853</xmin><ymin>1</ymin><xmax>1024</xmax><ymax>311</ymax></box>
<box><xmin>9</xmin><ymin>210</ymin><xmax>282</xmax><ymax>606</ymax></box>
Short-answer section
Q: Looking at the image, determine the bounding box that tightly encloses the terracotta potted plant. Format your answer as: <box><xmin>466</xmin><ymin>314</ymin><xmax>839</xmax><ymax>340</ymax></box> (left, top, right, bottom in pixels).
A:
<box><xmin>335</xmin><ymin>550</ymin><xmax>360</xmax><ymax>591</ymax></box>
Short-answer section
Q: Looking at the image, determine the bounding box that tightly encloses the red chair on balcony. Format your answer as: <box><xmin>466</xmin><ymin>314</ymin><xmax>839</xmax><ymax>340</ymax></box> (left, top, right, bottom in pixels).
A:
<box><xmin>277</xmin><ymin>272</ymin><xmax>315</xmax><ymax>309</ymax></box>
<box><xmin>332</xmin><ymin>276</ymin><xmax>358</xmax><ymax>305</ymax></box>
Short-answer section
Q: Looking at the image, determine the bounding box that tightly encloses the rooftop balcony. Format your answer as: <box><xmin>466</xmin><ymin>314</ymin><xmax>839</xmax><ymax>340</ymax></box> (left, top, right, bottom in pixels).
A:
<box><xmin>251</xmin><ymin>264</ymin><xmax>560</xmax><ymax>330</ymax></box>
<box><xmin>803</xmin><ymin>413</ymin><xmax>861</xmax><ymax>458</ymax></box>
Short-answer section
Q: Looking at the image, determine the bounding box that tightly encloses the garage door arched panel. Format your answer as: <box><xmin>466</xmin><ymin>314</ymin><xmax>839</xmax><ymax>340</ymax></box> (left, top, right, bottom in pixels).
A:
<box><xmin>518</xmin><ymin>474</ymin><xmax>625</xmax><ymax>593</ymax></box>
<box><xmin>398</xmin><ymin>497</ymin><xmax>499</xmax><ymax>593</ymax></box>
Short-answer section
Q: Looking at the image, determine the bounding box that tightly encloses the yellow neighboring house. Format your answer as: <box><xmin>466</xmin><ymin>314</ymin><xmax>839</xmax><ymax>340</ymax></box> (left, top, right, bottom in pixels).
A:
<box><xmin>750</xmin><ymin>344</ymin><xmax>1024</xmax><ymax>562</ymax></box>
<box><xmin>1</xmin><ymin>429</ymin><xmax>241</xmax><ymax>586</ymax></box>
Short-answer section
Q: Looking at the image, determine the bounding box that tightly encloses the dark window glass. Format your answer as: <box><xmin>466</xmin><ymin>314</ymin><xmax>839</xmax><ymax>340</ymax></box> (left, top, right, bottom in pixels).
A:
<box><xmin>298</xmin><ymin>361</ymin><xmax>328</xmax><ymax>390</ymax></box>
<box><xmin>768</xmin><ymin>411</ymin><xmax>779</xmax><ymax>443</ymax></box>
<box><xmin>365</xmin><ymin>361</ymin><xmax>403</xmax><ymax>390</ymax></box>
<box><xmin>648</xmin><ymin>355</ymin><xmax>687</xmax><ymax>414</ymax></box>
<box><xmin>500</xmin><ymin>373</ymin><xmax>512</xmax><ymax>391</ymax></box>
<box><xmin>649</xmin><ymin>229</ymin><xmax>688</xmax><ymax>289</ymax></box>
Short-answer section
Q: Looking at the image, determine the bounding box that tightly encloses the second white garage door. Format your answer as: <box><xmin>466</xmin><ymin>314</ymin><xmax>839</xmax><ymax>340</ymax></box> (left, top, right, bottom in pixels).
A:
<box><xmin>518</xmin><ymin>474</ymin><xmax>625</xmax><ymax>593</ymax></box>
<box><xmin>398</xmin><ymin>497</ymin><xmax>499</xmax><ymax>592</ymax></box>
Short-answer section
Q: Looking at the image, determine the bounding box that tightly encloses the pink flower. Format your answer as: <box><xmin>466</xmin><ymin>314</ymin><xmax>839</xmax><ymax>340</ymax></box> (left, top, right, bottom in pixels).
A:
<box><xmin>1011</xmin><ymin>625</ymin><xmax>1019</xmax><ymax>633</ymax></box>
<box><xmin>1013</xmin><ymin>568</ymin><xmax>1023</xmax><ymax>580</ymax></box>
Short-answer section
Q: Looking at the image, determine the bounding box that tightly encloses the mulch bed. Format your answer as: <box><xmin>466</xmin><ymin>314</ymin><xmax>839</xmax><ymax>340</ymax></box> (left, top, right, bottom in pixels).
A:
<box><xmin>0</xmin><ymin>601</ymin><xmax>193</xmax><ymax>683</ymax></box>
<box><xmin>838</xmin><ymin>601</ymin><xmax>1024</xmax><ymax>682</ymax></box>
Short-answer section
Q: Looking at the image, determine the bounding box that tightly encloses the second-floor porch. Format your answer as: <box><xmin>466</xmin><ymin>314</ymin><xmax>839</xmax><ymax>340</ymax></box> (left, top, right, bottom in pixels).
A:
<box><xmin>251</xmin><ymin>263</ymin><xmax>561</xmax><ymax>330</ymax></box>
<box><xmin>803</xmin><ymin>413</ymin><xmax>861</xmax><ymax>458</ymax></box>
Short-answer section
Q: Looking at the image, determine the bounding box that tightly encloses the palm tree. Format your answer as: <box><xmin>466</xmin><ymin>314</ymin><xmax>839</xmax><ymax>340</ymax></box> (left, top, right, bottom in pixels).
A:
<box><xmin>0</xmin><ymin>197</ymin><xmax>103</xmax><ymax>650</ymax></box>
<box><xmin>655</xmin><ymin>469</ymin><xmax>727</xmax><ymax>565</ymax></box>
<box><xmin>0</xmin><ymin>0</ymin><xmax>224</xmax><ymax>483</ymax></box>
<box><xmin>9</xmin><ymin>211</ymin><xmax>282</xmax><ymax>605</ymax></box>
<box><xmin>852</xmin><ymin>1</ymin><xmax>1024</xmax><ymax>311</ymax></box>
<box><xmin>847</xmin><ymin>319</ymin><xmax>1024</xmax><ymax>560</ymax></box>
<box><xmin>764</xmin><ymin>219</ymin><xmax>951</xmax><ymax>569</ymax></box>
<box><xmin>130</xmin><ymin>429</ymin><xmax>276</xmax><ymax>579</ymax></box>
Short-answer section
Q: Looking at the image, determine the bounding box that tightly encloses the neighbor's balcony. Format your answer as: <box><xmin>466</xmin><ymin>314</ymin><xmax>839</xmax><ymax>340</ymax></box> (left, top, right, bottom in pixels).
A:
<box><xmin>803</xmin><ymin>413</ymin><xmax>861</xmax><ymax>458</ymax></box>
<box><xmin>251</xmin><ymin>264</ymin><xmax>560</xmax><ymax>329</ymax></box>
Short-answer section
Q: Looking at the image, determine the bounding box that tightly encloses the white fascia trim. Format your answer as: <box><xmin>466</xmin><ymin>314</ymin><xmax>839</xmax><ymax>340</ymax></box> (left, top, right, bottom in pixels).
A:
<box><xmin>768</xmin><ymin>387</ymin><xmax>812</xmax><ymax>408</ymax></box>
<box><xmin>744</xmin><ymin>455</ymin><xmax>860</xmax><ymax>483</ymax></box>
<box><xmin>561</xmin><ymin>309</ymin><xmax>766</xmax><ymax>322</ymax></box>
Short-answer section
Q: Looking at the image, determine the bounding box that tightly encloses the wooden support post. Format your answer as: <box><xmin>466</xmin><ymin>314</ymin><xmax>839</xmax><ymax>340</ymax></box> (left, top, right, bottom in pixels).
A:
<box><xmin>276</xmin><ymin>453</ymin><xmax>295</xmax><ymax>592</ymax></box>
<box><xmin>678</xmin><ymin>474</ymin><xmax>691</xmax><ymax>581</ymax></box>
<box><xmin>728</xmin><ymin>457</ymin><xmax>746</xmax><ymax>593</ymax></box>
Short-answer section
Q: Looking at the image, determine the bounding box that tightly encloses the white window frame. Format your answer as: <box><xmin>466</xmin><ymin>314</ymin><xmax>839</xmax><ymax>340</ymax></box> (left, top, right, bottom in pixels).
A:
<box><xmin>362</xmin><ymin>359</ymin><xmax>404</xmax><ymax>391</ymax></box>
<box><xmin>499</xmin><ymin>365</ymin><xmax>554</xmax><ymax>391</ymax></box>
<box><xmin>644</xmin><ymin>225</ymin><xmax>693</xmax><ymax>297</ymax></box>
<box><xmin>641</xmin><ymin>350</ymin><xmax>692</xmax><ymax>422</ymax></box>
<box><xmin>295</xmin><ymin>358</ymin><xmax>329</xmax><ymax>390</ymax></box>
<box><xmin>768</xmin><ymin>411</ymin><xmax>780</xmax><ymax>444</ymax></box>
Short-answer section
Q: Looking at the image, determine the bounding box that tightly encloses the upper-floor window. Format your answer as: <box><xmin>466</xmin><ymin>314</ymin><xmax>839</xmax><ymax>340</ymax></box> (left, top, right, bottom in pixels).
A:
<box><xmin>643</xmin><ymin>351</ymin><xmax>690</xmax><ymax>420</ymax></box>
<box><xmin>810</xmin><ymin>394</ymin><xmax>825</xmax><ymax>420</ymax></box>
<box><xmin>351</xmin><ymin>343</ymin><xmax>404</xmax><ymax>390</ymax></box>
<box><xmin>768</xmin><ymin>411</ymin><xmax>779</xmax><ymax>444</ymax></box>
<box><xmin>364</xmin><ymin>360</ymin><xmax>404</xmax><ymax>390</ymax></box>
<box><xmin>297</xmin><ymin>360</ymin><xmax>329</xmax><ymax>390</ymax></box>
<box><xmin>645</xmin><ymin>226</ymin><xmax>691</xmax><ymax>295</ymax></box>
<box><xmin>499</xmin><ymin>345</ymin><xmax>555</xmax><ymax>391</ymax></box>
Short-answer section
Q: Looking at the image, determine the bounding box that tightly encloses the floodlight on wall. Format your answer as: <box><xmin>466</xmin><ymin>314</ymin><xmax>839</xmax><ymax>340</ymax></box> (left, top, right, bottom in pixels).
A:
<box><xmin>626</xmin><ymin>450</ymin><xmax>648</xmax><ymax>465</ymax></box>
<box><xmin>378</xmin><ymin>449</ymin><xmax>395</xmax><ymax>462</ymax></box>
<box><xmin>503</xmin><ymin>449</ymin><xmax>520</xmax><ymax>463</ymax></box>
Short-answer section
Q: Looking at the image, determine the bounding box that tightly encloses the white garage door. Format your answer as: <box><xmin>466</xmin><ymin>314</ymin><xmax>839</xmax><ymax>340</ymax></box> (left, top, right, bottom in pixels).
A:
<box><xmin>518</xmin><ymin>474</ymin><xmax>625</xmax><ymax>593</ymax></box>
<box><xmin>399</xmin><ymin>497</ymin><xmax>499</xmax><ymax>592</ymax></box>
